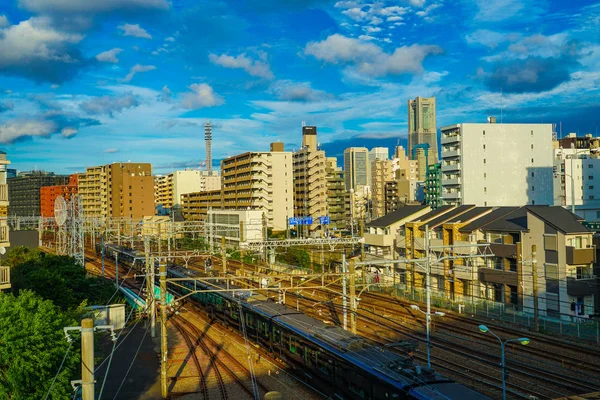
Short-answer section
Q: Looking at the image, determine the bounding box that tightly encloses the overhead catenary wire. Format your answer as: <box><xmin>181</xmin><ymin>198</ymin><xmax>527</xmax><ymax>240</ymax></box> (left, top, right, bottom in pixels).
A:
<box><xmin>42</xmin><ymin>341</ymin><xmax>73</xmax><ymax>400</ymax></box>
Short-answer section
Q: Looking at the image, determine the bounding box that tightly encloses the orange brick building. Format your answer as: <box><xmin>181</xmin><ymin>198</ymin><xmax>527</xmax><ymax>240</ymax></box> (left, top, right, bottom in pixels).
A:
<box><xmin>40</xmin><ymin>174</ymin><xmax>79</xmax><ymax>217</ymax></box>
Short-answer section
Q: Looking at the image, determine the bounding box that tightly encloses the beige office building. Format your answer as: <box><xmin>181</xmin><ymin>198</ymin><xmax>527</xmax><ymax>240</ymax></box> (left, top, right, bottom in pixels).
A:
<box><xmin>182</xmin><ymin>144</ymin><xmax>293</xmax><ymax>231</ymax></box>
<box><xmin>79</xmin><ymin>163</ymin><xmax>154</xmax><ymax>219</ymax></box>
<box><xmin>0</xmin><ymin>152</ymin><xmax>10</xmax><ymax>290</ymax></box>
<box><xmin>325</xmin><ymin>157</ymin><xmax>347</xmax><ymax>230</ymax></box>
<box><xmin>293</xmin><ymin>126</ymin><xmax>328</xmax><ymax>232</ymax></box>
<box><xmin>408</xmin><ymin>96</ymin><xmax>437</xmax><ymax>163</ymax></box>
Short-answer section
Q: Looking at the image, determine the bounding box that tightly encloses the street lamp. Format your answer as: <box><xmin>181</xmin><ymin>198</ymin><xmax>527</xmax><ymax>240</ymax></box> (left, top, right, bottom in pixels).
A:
<box><xmin>410</xmin><ymin>304</ymin><xmax>445</xmax><ymax>367</ymax></box>
<box><xmin>478</xmin><ymin>324</ymin><xmax>530</xmax><ymax>400</ymax></box>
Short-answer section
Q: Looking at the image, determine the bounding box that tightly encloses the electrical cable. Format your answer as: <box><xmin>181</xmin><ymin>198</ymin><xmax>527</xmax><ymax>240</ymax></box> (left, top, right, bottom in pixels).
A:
<box><xmin>111</xmin><ymin>322</ymin><xmax>151</xmax><ymax>400</ymax></box>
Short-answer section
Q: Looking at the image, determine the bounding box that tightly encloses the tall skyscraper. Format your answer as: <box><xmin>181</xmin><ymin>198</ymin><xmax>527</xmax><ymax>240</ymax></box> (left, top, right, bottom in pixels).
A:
<box><xmin>408</xmin><ymin>96</ymin><xmax>437</xmax><ymax>162</ymax></box>
<box><xmin>344</xmin><ymin>147</ymin><xmax>369</xmax><ymax>191</ymax></box>
<box><xmin>205</xmin><ymin>121</ymin><xmax>212</xmax><ymax>173</ymax></box>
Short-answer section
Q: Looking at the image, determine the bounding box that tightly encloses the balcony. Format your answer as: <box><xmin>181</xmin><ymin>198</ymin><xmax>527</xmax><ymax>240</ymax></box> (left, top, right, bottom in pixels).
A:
<box><xmin>441</xmin><ymin>134</ymin><xmax>461</xmax><ymax>145</ymax></box>
<box><xmin>364</xmin><ymin>233</ymin><xmax>394</xmax><ymax>247</ymax></box>
<box><xmin>478</xmin><ymin>268</ymin><xmax>518</xmax><ymax>286</ymax></box>
<box><xmin>442</xmin><ymin>191</ymin><xmax>461</xmax><ymax>199</ymax></box>
<box><xmin>0</xmin><ymin>266</ymin><xmax>9</xmax><ymax>290</ymax></box>
<box><xmin>442</xmin><ymin>149</ymin><xmax>461</xmax><ymax>158</ymax></box>
<box><xmin>443</xmin><ymin>177</ymin><xmax>461</xmax><ymax>186</ymax></box>
<box><xmin>442</xmin><ymin>163</ymin><xmax>460</xmax><ymax>172</ymax></box>
<box><xmin>567</xmin><ymin>277</ymin><xmax>599</xmax><ymax>297</ymax></box>
<box><xmin>489</xmin><ymin>243</ymin><xmax>517</xmax><ymax>258</ymax></box>
<box><xmin>566</xmin><ymin>246</ymin><xmax>596</xmax><ymax>265</ymax></box>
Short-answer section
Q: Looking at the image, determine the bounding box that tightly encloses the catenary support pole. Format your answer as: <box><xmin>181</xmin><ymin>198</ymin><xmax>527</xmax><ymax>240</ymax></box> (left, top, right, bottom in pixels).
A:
<box><xmin>350</xmin><ymin>258</ymin><xmax>357</xmax><ymax>334</ymax></box>
<box><xmin>222</xmin><ymin>236</ymin><xmax>227</xmax><ymax>275</ymax></box>
<box><xmin>342</xmin><ymin>253</ymin><xmax>347</xmax><ymax>331</ymax></box>
<box><xmin>81</xmin><ymin>318</ymin><xmax>95</xmax><ymax>400</ymax></box>
<box><xmin>532</xmin><ymin>244</ymin><xmax>539</xmax><ymax>332</ymax></box>
<box><xmin>425</xmin><ymin>224</ymin><xmax>432</xmax><ymax>368</ymax></box>
<box><xmin>160</xmin><ymin>260</ymin><xmax>168</xmax><ymax>398</ymax></box>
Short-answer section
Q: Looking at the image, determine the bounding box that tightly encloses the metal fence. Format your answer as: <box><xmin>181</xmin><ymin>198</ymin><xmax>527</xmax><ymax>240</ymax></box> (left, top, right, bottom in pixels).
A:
<box><xmin>366</xmin><ymin>280</ymin><xmax>600</xmax><ymax>344</ymax></box>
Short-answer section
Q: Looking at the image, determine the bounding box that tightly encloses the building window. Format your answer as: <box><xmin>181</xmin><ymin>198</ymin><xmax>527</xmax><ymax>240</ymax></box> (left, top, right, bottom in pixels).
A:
<box><xmin>531</xmin><ymin>130</ymin><xmax>534</xmax><ymax>136</ymax></box>
<box><xmin>544</xmin><ymin>235</ymin><xmax>557</xmax><ymax>251</ymax></box>
<box><xmin>590</xmin><ymin>195</ymin><xmax>595</xmax><ymax>200</ymax></box>
<box><xmin>545</xmin><ymin>264</ymin><xmax>558</xmax><ymax>280</ymax></box>
<box><xmin>483</xmin><ymin>144</ymin><xmax>486</xmax><ymax>150</ymax></box>
<box><xmin>483</xmin><ymin>130</ymin><xmax>486</xmax><ymax>136</ymax></box>
<box><xmin>483</xmin><ymin>159</ymin><xmax>486</xmax><ymax>164</ymax></box>
<box><xmin>531</xmin><ymin>158</ymin><xmax>534</xmax><ymax>164</ymax></box>
<box><xmin>590</xmin><ymin>186</ymin><xmax>594</xmax><ymax>190</ymax></box>
<box><xmin>484</xmin><ymin>201</ymin><xmax>487</xmax><ymax>206</ymax></box>
<box><xmin>531</xmin><ymin>186</ymin><xmax>535</xmax><ymax>191</ymax></box>
<box><xmin>531</xmin><ymin>144</ymin><xmax>534</xmax><ymax>149</ymax></box>
<box><xmin>532</xmin><ymin>200</ymin><xmax>535</xmax><ymax>205</ymax></box>
<box><xmin>484</xmin><ymin>187</ymin><xmax>487</xmax><ymax>193</ymax></box>
<box><xmin>589</xmin><ymin>176</ymin><xmax>594</xmax><ymax>180</ymax></box>
<box><xmin>589</xmin><ymin>164</ymin><xmax>593</xmax><ymax>168</ymax></box>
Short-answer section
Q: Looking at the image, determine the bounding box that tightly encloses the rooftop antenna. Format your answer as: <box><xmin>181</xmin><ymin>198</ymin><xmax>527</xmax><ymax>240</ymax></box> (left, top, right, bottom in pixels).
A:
<box><xmin>205</xmin><ymin>121</ymin><xmax>212</xmax><ymax>173</ymax></box>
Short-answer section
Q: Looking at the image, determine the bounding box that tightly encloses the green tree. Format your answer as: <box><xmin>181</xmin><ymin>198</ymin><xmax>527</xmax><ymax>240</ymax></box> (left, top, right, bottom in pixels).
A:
<box><xmin>9</xmin><ymin>248</ymin><xmax>120</xmax><ymax>311</ymax></box>
<box><xmin>0</xmin><ymin>290</ymin><xmax>79</xmax><ymax>400</ymax></box>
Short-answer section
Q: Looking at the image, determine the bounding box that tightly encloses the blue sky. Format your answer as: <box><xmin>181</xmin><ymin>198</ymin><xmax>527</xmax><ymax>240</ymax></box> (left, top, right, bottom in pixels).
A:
<box><xmin>0</xmin><ymin>0</ymin><xmax>599</xmax><ymax>174</ymax></box>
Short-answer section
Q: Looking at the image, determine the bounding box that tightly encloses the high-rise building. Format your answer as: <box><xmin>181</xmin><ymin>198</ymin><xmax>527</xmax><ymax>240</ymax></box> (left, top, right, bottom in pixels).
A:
<box><xmin>8</xmin><ymin>171</ymin><xmax>69</xmax><ymax>217</ymax></box>
<box><xmin>205</xmin><ymin>121</ymin><xmax>213</xmax><ymax>174</ymax></box>
<box><xmin>181</xmin><ymin>143</ymin><xmax>293</xmax><ymax>230</ymax></box>
<box><xmin>369</xmin><ymin>147</ymin><xmax>389</xmax><ymax>164</ymax></box>
<box><xmin>344</xmin><ymin>147</ymin><xmax>369</xmax><ymax>191</ymax></box>
<box><xmin>440</xmin><ymin>122</ymin><xmax>553</xmax><ymax>207</ymax></box>
<box><xmin>293</xmin><ymin>126</ymin><xmax>328</xmax><ymax>233</ymax></box>
<box><xmin>0</xmin><ymin>152</ymin><xmax>9</xmax><ymax>290</ymax></box>
<box><xmin>371</xmin><ymin>159</ymin><xmax>393</xmax><ymax>218</ymax></box>
<box><xmin>424</xmin><ymin>163</ymin><xmax>442</xmax><ymax>209</ymax></box>
<box><xmin>408</xmin><ymin>96</ymin><xmax>437</xmax><ymax>162</ymax></box>
<box><xmin>325</xmin><ymin>157</ymin><xmax>346</xmax><ymax>230</ymax></box>
<box><xmin>79</xmin><ymin>163</ymin><xmax>154</xmax><ymax>219</ymax></box>
<box><xmin>40</xmin><ymin>174</ymin><xmax>78</xmax><ymax>217</ymax></box>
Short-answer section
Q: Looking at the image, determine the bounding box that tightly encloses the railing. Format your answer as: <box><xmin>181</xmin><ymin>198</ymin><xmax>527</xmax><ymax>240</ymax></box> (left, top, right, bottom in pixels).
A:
<box><xmin>0</xmin><ymin>266</ymin><xmax>9</xmax><ymax>289</ymax></box>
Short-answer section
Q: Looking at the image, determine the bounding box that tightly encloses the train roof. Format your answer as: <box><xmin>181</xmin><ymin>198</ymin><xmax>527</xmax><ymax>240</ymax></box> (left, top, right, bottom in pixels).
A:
<box><xmin>167</xmin><ymin>265</ymin><xmax>490</xmax><ymax>398</ymax></box>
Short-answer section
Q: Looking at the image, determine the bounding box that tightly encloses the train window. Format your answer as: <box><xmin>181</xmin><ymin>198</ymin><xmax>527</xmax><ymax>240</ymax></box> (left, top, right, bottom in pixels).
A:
<box><xmin>349</xmin><ymin>371</ymin><xmax>367</xmax><ymax>399</ymax></box>
<box><xmin>273</xmin><ymin>327</ymin><xmax>281</xmax><ymax>343</ymax></box>
<box><xmin>317</xmin><ymin>357</ymin><xmax>333</xmax><ymax>377</ymax></box>
<box><xmin>289</xmin><ymin>337</ymin><xmax>297</xmax><ymax>354</ymax></box>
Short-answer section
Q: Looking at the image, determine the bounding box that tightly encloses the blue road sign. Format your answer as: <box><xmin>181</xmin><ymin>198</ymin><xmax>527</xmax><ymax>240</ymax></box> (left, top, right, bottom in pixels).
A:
<box><xmin>303</xmin><ymin>216</ymin><xmax>313</xmax><ymax>225</ymax></box>
<box><xmin>288</xmin><ymin>217</ymin><xmax>299</xmax><ymax>226</ymax></box>
<box><xmin>319</xmin><ymin>216</ymin><xmax>330</xmax><ymax>225</ymax></box>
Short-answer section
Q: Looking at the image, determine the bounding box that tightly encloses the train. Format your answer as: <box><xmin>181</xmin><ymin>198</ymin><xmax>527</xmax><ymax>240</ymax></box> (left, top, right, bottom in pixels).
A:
<box><xmin>167</xmin><ymin>265</ymin><xmax>490</xmax><ymax>400</ymax></box>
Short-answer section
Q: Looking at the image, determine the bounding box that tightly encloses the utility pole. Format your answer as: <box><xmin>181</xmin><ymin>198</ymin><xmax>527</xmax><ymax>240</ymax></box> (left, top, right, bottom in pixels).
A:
<box><xmin>101</xmin><ymin>233</ymin><xmax>105</xmax><ymax>278</ymax></box>
<box><xmin>359</xmin><ymin>220</ymin><xmax>365</xmax><ymax>262</ymax></box>
<box><xmin>532</xmin><ymin>244</ymin><xmax>539</xmax><ymax>332</ymax></box>
<box><xmin>349</xmin><ymin>258</ymin><xmax>357</xmax><ymax>334</ymax></box>
<box><xmin>144</xmin><ymin>236</ymin><xmax>155</xmax><ymax>338</ymax></box>
<box><xmin>81</xmin><ymin>318</ymin><xmax>95</xmax><ymax>400</ymax></box>
<box><xmin>342</xmin><ymin>253</ymin><xmax>347</xmax><ymax>331</ymax></box>
<box><xmin>159</xmin><ymin>260</ymin><xmax>168</xmax><ymax>398</ymax></box>
<box><xmin>425</xmin><ymin>224</ymin><xmax>432</xmax><ymax>368</ymax></box>
<box><xmin>115</xmin><ymin>252</ymin><xmax>119</xmax><ymax>286</ymax></box>
<box><xmin>117</xmin><ymin>221</ymin><xmax>121</xmax><ymax>247</ymax></box>
<box><xmin>222</xmin><ymin>236</ymin><xmax>227</xmax><ymax>274</ymax></box>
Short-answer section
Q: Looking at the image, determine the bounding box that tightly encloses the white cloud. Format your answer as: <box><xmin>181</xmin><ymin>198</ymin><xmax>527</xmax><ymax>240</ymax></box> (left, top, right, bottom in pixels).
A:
<box><xmin>0</xmin><ymin>118</ymin><xmax>57</xmax><ymax>143</ymax></box>
<box><xmin>209</xmin><ymin>53</ymin><xmax>274</xmax><ymax>79</ymax></box>
<box><xmin>118</xmin><ymin>23</ymin><xmax>152</xmax><ymax>39</ymax></box>
<box><xmin>387</xmin><ymin>16</ymin><xmax>403</xmax><ymax>22</ymax></box>
<box><xmin>165</xmin><ymin>36</ymin><xmax>175</xmax><ymax>42</ymax></box>
<box><xmin>122</xmin><ymin>64</ymin><xmax>156</xmax><ymax>82</ymax></box>
<box><xmin>422</xmin><ymin>70</ymin><xmax>449</xmax><ymax>83</ymax></box>
<box><xmin>269</xmin><ymin>80</ymin><xmax>332</xmax><ymax>102</ymax></box>
<box><xmin>0</xmin><ymin>15</ymin><xmax>9</xmax><ymax>28</ymax></box>
<box><xmin>180</xmin><ymin>83</ymin><xmax>224</xmax><ymax>109</ymax></box>
<box><xmin>305</xmin><ymin>34</ymin><xmax>442</xmax><ymax>77</ymax></box>
<box><xmin>342</xmin><ymin>8</ymin><xmax>368</xmax><ymax>21</ymax></box>
<box><xmin>104</xmin><ymin>148</ymin><xmax>118</xmax><ymax>153</ymax></box>
<box><xmin>80</xmin><ymin>93</ymin><xmax>140</xmax><ymax>115</ymax></box>
<box><xmin>466</xmin><ymin>30</ymin><xmax>518</xmax><ymax>48</ymax></box>
<box><xmin>473</xmin><ymin>0</ymin><xmax>539</xmax><ymax>22</ymax></box>
<box><xmin>96</xmin><ymin>48</ymin><xmax>123</xmax><ymax>63</ymax></box>
<box><xmin>358</xmin><ymin>35</ymin><xmax>376</xmax><ymax>41</ymax></box>
<box><xmin>0</xmin><ymin>17</ymin><xmax>83</xmax><ymax>67</ymax></box>
<box><xmin>365</xmin><ymin>26</ymin><xmax>382</xmax><ymax>33</ymax></box>
<box><xmin>160</xmin><ymin>85</ymin><xmax>172</xmax><ymax>101</ymax></box>
<box><xmin>61</xmin><ymin>127</ymin><xmax>78</xmax><ymax>138</ymax></box>
<box><xmin>18</xmin><ymin>0</ymin><xmax>169</xmax><ymax>14</ymax></box>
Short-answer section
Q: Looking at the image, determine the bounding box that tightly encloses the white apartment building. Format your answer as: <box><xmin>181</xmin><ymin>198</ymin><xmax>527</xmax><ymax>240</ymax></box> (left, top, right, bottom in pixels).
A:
<box><xmin>553</xmin><ymin>148</ymin><xmax>600</xmax><ymax>220</ymax></box>
<box><xmin>344</xmin><ymin>147</ymin><xmax>369</xmax><ymax>191</ymax></box>
<box><xmin>440</xmin><ymin>122</ymin><xmax>553</xmax><ymax>206</ymax></box>
<box><xmin>155</xmin><ymin>170</ymin><xmax>222</xmax><ymax>211</ymax></box>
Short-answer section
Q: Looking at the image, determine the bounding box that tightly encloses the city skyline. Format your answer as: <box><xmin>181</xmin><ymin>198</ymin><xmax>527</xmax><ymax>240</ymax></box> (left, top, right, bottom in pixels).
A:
<box><xmin>0</xmin><ymin>0</ymin><xmax>599</xmax><ymax>174</ymax></box>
